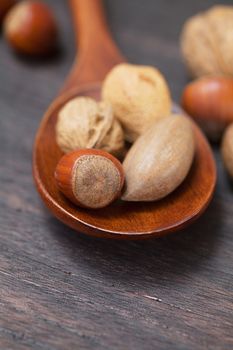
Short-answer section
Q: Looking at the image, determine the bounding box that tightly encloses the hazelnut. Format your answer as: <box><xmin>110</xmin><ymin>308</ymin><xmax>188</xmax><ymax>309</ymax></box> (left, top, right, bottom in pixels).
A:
<box><xmin>0</xmin><ymin>0</ymin><xmax>16</xmax><ymax>24</ymax></box>
<box><xmin>56</xmin><ymin>97</ymin><xmax>125</xmax><ymax>159</ymax></box>
<box><xmin>221</xmin><ymin>123</ymin><xmax>233</xmax><ymax>179</ymax></box>
<box><xmin>4</xmin><ymin>0</ymin><xmax>58</xmax><ymax>56</ymax></box>
<box><xmin>55</xmin><ymin>149</ymin><xmax>125</xmax><ymax>209</ymax></box>
<box><xmin>102</xmin><ymin>63</ymin><xmax>172</xmax><ymax>142</ymax></box>
<box><xmin>181</xmin><ymin>76</ymin><xmax>233</xmax><ymax>141</ymax></box>
<box><xmin>181</xmin><ymin>5</ymin><xmax>233</xmax><ymax>78</ymax></box>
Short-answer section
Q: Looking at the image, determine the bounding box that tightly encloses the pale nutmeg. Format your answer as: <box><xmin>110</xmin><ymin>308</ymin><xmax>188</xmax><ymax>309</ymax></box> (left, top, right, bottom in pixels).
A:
<box><xmin>122</xmin><ymin>114</ymin><xmax>195</xmax><ymax>202</ymax></box>
<box><xmin>101</xmin><ymin>63</ymin><xmax>172</xmax><ymax>142</ymax></box>
<box><xmin>56</xmin><ymin>97</ymin><xmax>125</xmax><ymax>159</ymax></box>
<box><xmin>221</xmin><ymin>123</ymin><xmax>233</xmax><ymax>179</ymax></box>
<box><xmin>181</xmin><ymin>5</ymin><xmax>233</xmax><ymax>78</ymax></box>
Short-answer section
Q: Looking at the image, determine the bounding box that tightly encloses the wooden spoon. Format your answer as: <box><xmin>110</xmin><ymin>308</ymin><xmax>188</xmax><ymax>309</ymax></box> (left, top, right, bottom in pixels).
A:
<box><xmin>33</xmin><ymin>0</ymin><xmax>216</xmax><ymax>239</ymax></box>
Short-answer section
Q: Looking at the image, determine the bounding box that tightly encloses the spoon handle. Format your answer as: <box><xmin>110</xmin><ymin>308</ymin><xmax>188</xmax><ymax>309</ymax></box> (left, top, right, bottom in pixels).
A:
<box><xmin>62</xmin><ymin>0</ymin><xmax>125</xmax><ymax>93</ymax></box>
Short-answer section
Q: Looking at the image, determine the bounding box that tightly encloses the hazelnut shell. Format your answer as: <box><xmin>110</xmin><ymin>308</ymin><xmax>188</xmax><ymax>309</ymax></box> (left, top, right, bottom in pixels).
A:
<box><xmin>55</xmin><ymin>149</ymin><xmax>125</xmax><ymax>209</ymax></box>
<box><xmin>0</xmin><ymin>0</ymin><xmax>16</xmax><ymax>24</ymax></box>
<box><xmin>182</xmin><ymin>76</ymin><xmax>233</xmax><ymax>141</ymax></box>
<box><xmin>4</xmin><ymin>0</ymin><xmax>58</xmax><ymax>56</ymax></box>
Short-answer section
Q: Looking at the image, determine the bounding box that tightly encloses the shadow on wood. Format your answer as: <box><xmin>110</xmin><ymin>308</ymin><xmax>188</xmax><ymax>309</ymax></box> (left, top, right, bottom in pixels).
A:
<box><xmin>44</xmin><ymin>195</ymin><xmax>222</xmax><ymax>288</ymax></box>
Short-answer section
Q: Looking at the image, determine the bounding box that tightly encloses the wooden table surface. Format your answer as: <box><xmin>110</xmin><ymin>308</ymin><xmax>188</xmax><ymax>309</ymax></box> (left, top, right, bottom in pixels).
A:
<box><xmin>1</xmin><ymin>0</ymin><xmax>233</xmax><ymax>349</ymax></box>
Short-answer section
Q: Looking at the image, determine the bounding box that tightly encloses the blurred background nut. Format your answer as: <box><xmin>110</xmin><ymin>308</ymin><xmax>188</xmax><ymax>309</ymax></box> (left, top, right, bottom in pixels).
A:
<box><xmin>221</xmin><ymin>123</ymin><xmax>233</xmax><ymax>179</ymax></box>
<box><xmin>0</xmin><ymin>0</ymin><xmax>16</xmax><ymax>25</ymax></box>
<box><xmin>181</xmin><ymin>76</ymin><xmax>233</xmax><ymax>141</ymax></box>
<box><xmin>4</xmin><ymin>0</ymin><xmax>58</xmax><ymax>56</ymax></box>
<box><xmin>181</xmin><ymin>5</ymin><xmax>233</xmax><ymax>78</ymax></box>
<box><xmin>102</xmin><ymin>63</ymin><xmax>171</xmax><ymax>142</ymax></box>
<box><xmin>56</xmin><ymin>97</ymin><xmax>125</xmax><ymax>159</ymax></box>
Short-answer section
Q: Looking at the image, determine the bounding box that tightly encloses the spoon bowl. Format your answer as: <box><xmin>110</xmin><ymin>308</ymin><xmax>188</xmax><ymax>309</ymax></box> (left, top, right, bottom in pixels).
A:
<box><xmin>33</xmin><ymin>0</ymin><xmax>216</xmax><ymax>239</ymax></box>
<box><xmin>33</xmin><ymin>81</ymin><xmax>216</xmax><ymax>239</ymax></box>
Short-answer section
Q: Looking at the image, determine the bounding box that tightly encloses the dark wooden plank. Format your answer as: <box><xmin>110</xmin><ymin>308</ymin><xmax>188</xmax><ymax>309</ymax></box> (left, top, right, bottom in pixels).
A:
<box><xmin>0</xmin><ymin>0</ymin><xmax>233</xmax><ymax>349</ymax></box>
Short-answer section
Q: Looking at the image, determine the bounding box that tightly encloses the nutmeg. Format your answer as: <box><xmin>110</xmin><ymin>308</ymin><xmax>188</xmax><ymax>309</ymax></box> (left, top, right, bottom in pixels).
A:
<box><xmin>102</xmin><ymin>63</ymin><xmax>171</xmax><ymax>142</ymax></box>
<box><xmin>55</xmin><ymin>149</ymin><xmax>125</xmax><ymax>209</ymax></box>
<box><xmin>181</xmin><ymin>76</ymin><xmax>233</xmax><ymax>141</ymax></box>
<box><xmin>56</xmin><ymin>97</ymin><xmax>125</xmax><ymax>159</ymax></box>
<box><xmin>221</xmin><ymin>123</ymin><xmax>233</xmax><ymax>179</ymax></box>
<box><xmin>4</xmin><ymin>0</ymin><xmax>58</xmax><ymax>56</ymax></box>
<box><xmin>181</xmin><ymin>5</ymin><xmax>233</xmax><ymax>78</ymax></box>
<box><xmin>0</xmin><ymin>0</ymin><xmax>16</xmax><ymax>24</ymax></box>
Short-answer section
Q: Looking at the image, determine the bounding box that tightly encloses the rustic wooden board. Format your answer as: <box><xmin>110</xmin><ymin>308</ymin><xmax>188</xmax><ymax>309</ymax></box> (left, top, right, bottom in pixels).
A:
<box><xmin>0</xmin><ymin>0</ymin><xmax>232</xmax><ymax>349</ymax></box>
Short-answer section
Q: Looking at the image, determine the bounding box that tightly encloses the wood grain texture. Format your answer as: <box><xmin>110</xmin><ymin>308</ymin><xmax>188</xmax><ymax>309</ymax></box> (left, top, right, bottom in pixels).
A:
<box><xmin>0</xmin><ymin>0</ymin><xmax>233</xmax><ymax>349</ymax></box>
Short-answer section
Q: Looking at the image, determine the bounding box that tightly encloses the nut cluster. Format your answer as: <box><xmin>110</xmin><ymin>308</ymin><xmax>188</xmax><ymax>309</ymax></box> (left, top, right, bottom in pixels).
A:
<box><xmin>180</xmin><ymin>5</ymin><xmax>233</xmax><ymax>180</ymax></box>
<box><xmin>55</xmin><ymin>64</ymin><xmax>195</xmax><ymax>209</ymax></box>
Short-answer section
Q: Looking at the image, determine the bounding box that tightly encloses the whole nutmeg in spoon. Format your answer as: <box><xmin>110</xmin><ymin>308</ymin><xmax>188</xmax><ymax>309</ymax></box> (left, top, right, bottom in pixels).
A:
<box><xmin>55</xmin><ymin>149</ymin><xmax>124</xmax><ymax>209</ymax></box>
<box><xmin>122</xmin><ymin>114</ymin><xmax>195</xmax><ymax>202</ymax></box>
<box><xmin>102</xmin><ymin>63</ymin><xmax>172</xmax><ymax>142</ymax></box>
<box><xmin>56</xmin><ymin>97</ymin><xmax>125</xmax><ymax>159</ymax></box>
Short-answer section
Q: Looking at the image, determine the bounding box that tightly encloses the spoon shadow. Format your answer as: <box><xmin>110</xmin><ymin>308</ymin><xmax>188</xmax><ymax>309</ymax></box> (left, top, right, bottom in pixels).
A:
<box><xmin>45</xmin><ymin>194</ymin><xmax>222</xmax><ymax>288</ymax></box>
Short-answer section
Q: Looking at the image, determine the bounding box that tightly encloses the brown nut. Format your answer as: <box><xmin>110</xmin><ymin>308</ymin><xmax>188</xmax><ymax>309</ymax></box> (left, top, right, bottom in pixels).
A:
<box><xmin>0</xmin><ymin>0</ymin><xmax>16</xmax><ymax>24</ymax></box>
<box><xmin>221</xmin><ymin>123</ymin><xmax>233</xmax><ymax>179</ymax></box>
<box><xmin>55</xmin><ymin>149</ymin><xmax>125</xmax><ymax>209</ymax></box>
<box><xmin>121</xmin><ymin>114</ymin><xmax>195</xmax><ymax>202</ymax></box>
<box><xmin>181</xmin><ymin>76</ymin><xmax>233</xmax><ymax>141</ymax></box>
<box><xmin>4</xmin><ymin>0</ymin><xmax>58</xmax><ymax>56</ymax></box>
